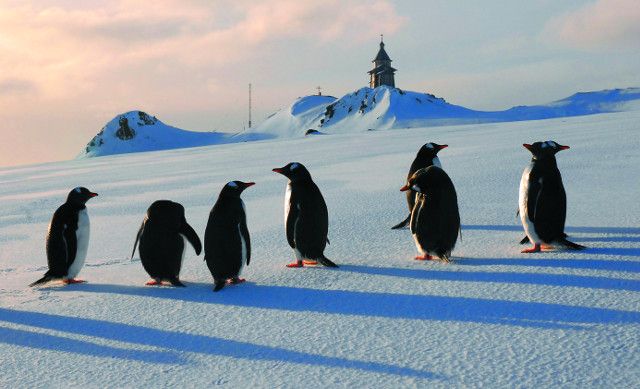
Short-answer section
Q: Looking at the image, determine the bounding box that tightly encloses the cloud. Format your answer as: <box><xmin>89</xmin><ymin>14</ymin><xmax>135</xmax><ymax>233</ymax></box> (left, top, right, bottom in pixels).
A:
<box><xmin>545</xmin><ymin>0</ymin><xmax>640</xmax><ymax>50</ymax></box>
<box><xmin>0</xmin><ymin>78</ymin><xmax>37</xmax><ymax>95</ymax></box>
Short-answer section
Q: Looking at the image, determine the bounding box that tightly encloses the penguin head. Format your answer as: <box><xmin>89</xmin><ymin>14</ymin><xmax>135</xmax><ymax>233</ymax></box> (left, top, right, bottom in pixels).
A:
<box><xmin>67</xmin><ymin>187</ymin><xmax>98</xmax><ymax>206</ymax></box>
<box><xmin>523</xmin><ymin>141</ymin><xmax>569</xmax><ymax>159</ymax></box>
<box><xmin>272</xmin><ymin>162</ymin><xmax>312</xmax><ymax>182</ymax></box>
<box><xmin>400</xmin><ymin>166</ymin><xmax>445</xmax><ymax>194</ymax></box>
<box><xmin>418</xmin><ymin>142</ymin><xmax>448</xmax><ymax>159</ymax></box>
<box><xmin>219</xmin><ymin>181</ymin><xmax>255</xmax><ymax>197</ymax></box>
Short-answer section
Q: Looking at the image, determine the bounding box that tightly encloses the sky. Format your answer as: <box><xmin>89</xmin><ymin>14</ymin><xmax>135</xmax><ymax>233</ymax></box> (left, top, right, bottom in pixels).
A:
<box><xmin>0</xmin><ymin>0</ymin><xmax>639</xmax><ymax>168</ymax></box>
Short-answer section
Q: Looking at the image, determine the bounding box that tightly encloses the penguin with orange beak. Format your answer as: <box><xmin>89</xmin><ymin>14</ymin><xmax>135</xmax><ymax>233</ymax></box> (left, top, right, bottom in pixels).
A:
<box><xmin>401</xmin><ymin>166</ymin><xmax>460</xmax><ymax>262</ymax></box>
<box><xmin>518</xmin><ymin>141</ymin><xmax>585</xmax><ymax>253</ymax></box>
<box><xmin>393</xmin><ymin>142</ymin><xmax>448</xmax><ymax>229</ymax></box>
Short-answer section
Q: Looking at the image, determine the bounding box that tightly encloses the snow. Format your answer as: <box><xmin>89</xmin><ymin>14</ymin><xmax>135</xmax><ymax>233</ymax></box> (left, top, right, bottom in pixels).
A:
<box><xmin>253</xmin><ymin>86</ymin><xmax>640</xmax><ymax>137</ymax></box>
<box><xmin>79</xmin><ymin>111</ymin><xmax>271</xmax><ymax>158</ymax></box>
<box><xmin>1</xmin><ymin>109</ymin><xmax>640</xmax><ymax>387</ymax></box>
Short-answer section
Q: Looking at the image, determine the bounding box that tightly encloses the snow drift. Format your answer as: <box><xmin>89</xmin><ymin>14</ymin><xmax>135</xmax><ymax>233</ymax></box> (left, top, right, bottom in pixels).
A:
<box><xmin>252</xmin><ymin>86</ymin><xmax>640</xmax><ymax>137</ymax></box>
<box><xmin>79</xmin><ymin>111</ymin><xmax>270</xmax><ymax>158</ymax></box>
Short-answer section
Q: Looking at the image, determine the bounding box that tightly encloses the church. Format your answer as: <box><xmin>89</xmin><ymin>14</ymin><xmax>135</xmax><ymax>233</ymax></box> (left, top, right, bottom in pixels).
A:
<box><xmin>368</xmin><ymin>36</ymin><xmax>396</xmax><ymax>88</ymax></box>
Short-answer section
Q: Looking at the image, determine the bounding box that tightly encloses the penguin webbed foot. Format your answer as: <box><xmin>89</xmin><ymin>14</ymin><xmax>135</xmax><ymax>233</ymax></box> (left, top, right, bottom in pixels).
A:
<box><xmin>286</xmin><ymin>261</ymin><xmax>304</xmax><ymax>268</ymax></box>
<box><xmin>64</xmin><ymin>279</ymin><xmax>87</xmax><ymax>284</ymax></box>
<box><xmin>227</xmin><ymin>277</ymin><xmax>246</xmax><ymax>284</ymax></box>
<box><xmin>145</xmin><ymin>279</ymin><xmax>162</xmax><ymax>286</ymax></box>
<box><xmin>414</xmin><ymin>254</ymin><xmax>434</xmax><ymax>260</ymax></box>
<box><xmin>521</xmin><ymin>244</ymin><xmax>541</xmax><ymax>253</ymax></box>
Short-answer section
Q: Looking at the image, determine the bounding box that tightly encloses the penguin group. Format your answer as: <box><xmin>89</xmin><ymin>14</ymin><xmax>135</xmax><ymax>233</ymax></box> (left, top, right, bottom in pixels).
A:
<box><xmin>29</xmin><ymin>140</ymin><xmax>585</xmax><ymax>291</ymax></box>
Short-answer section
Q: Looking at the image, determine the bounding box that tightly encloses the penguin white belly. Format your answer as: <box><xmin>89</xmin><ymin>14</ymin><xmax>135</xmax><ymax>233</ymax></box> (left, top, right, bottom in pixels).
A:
<box><xmin>239</xmin><ymin>223</ymin><xmax>247</xmax><ymax>272</ymax></box>
<box><xmin>432</xmin><ymin>156</ymin><xmax>442</xmax><ymax>169</ymax></box>
<box><xmin>284</xmin><ymin>184</ymin><xmax>291</xmax><ymax>228</ymax></box>
<box><xmin>67</xmin><ymin>209</ymin><xmax>90</xmax><ymax>278</ymax></box>
<box><xmin>410</xmin><ymin>200</ymin><xmax>426</xmax><ymax>255</ymax></box>
<box><xmin>519</xmin><ymin>166</ymin><xmax>541</xmax><ymax>244</ymax></box>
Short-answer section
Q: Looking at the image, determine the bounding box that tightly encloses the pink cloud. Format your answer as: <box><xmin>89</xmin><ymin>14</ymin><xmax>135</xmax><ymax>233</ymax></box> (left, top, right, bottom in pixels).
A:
<box><xmin>547</xmin><ymin>0</ymin><xmax>640</xmax><ymax>50</ymax></box>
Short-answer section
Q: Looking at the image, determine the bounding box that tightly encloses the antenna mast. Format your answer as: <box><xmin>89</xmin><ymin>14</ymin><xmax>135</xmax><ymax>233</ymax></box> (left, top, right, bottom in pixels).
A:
<box><xmin>248</xmin><ymin>83</ymin><xmax>252</xmax><ymax>128</ymax></box>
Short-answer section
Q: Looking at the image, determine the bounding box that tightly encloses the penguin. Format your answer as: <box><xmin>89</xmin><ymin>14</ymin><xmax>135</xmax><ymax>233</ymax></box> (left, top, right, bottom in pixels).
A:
<box><xmin>273</xmin><ymin>162</ymin><xmax>338</xmax><ymax>268</ymax></box>
<box><xmin>131</xmin><ymin>200</ymin><xmax>202</xmax><ymax>286</ymax></box>
<box><xmin>519</xmin><ymin>141</ymin><xmax>586</xmax><ymax>253</ymax></box>
<box><xmin>400</xmin><ymin>166</ymin><xmax>460</xmax><ymax>262</ymax></box>
<box><xmin>30</xmin><ymin>187</ymin><xmax>98</xmax><ymax>287</ymax></box>
<box><xmin>204</xmin><ymin>181</ymin><xmax>254</xmax><ymax>292</ymax></box>
<box><xmin>392</xmin><ymin>142</ymin><xmax>448</xmax><ymax>229</ymax></box>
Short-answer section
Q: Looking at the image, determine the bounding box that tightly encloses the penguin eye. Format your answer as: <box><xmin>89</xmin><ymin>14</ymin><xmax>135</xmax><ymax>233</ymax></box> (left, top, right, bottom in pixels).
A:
<box><xmin>411</xmin><ymin>184</ymin><xmax>421</xmax><ymax>192</ymax></box>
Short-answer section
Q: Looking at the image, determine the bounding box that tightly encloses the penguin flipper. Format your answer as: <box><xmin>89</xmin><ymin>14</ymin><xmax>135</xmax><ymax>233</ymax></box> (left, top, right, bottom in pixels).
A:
<box><xmin>180</xmin><ymin>220</ymin><xmax>202</xmax><ymax>255</ymax></box>
<box><xmin>318</xmin><ymin>256</ymin><xmax>338</xmax><ymax>268</ymax></box>
<box><xmin>520</xmin><ymin>236</ymin><xmax>530</xmax><ymax>244</ymax></box>
<box><xmin>131</xmin><ymin>221</ymin><xmax>144</xmax><ymax>259</ymax></box>
<box><xmin>391</xmin><ymin>214</ymin><xmax>411</xmax><ymax>230</ymax></box>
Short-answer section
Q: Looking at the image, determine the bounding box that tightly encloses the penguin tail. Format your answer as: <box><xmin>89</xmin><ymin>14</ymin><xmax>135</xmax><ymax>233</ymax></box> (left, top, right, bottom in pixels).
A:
<box><xmin>29</xmin><ymin>274</ymin><xmax>54</xmax><ymax>287</ymax></box>
<box><xmin>318</xmin><ymin>256</ymin><xmax>339</xmax><ymax>268</ymax></box>
<box><xmin>391</xmin><ymin>215</ymin><xmax>411</xmax><ymax>230</ymax></box>
<box><xmin>213</xmin><ymin>280</ymin><xmax>226</xmax><ymax>292</ymax></box>
<box><xmin>520</xmin><ymin>236</ymin><xmax>530</xmax><ymax>245</ymax></box>
<box><xmin>168</xmin><ymin>277</ymin><xmax>186</xmax><ymax>287</ymax></box>
<box><xmin>558</xmin><ymin>238</ymin><xmax>586</xmax><ymax>250</ymax></box>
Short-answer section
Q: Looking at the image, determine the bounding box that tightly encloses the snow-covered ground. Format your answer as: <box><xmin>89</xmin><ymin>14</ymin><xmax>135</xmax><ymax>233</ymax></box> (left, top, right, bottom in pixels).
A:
<box><xmin>1</xmin><ymin>110</ymin><xmax>639</xmax><ymax>388</ymax></box>
<box><xmin>253</xmin><ymin>86</ymin><xmax>640</xmax><ymax>137</ymax></box>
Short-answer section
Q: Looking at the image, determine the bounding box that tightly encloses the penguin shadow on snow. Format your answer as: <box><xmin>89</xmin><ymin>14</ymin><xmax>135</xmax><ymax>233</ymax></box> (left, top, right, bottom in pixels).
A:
<box><xmin>56</xmin><ymin>281</ymin><xmax>640</xmax><ymax>330</ymax></box>
<box><xmin>461</xmin><ymin>224</ymin><xmax>640</xmax><ymax>256</ymax></box>
<box><xmin>0</xmin><ymin>307</ymin><xmax>442</xmax><ymax>380</ymax></box>
<box><xmin>339</xmin><ymin>264</ymin><xmax>640</xmax><ymax>292</ymax></box>
<box><xmin>0</xmin><ymin>324</ymin><xmax>183</xmax><ymax>365</ymax></box>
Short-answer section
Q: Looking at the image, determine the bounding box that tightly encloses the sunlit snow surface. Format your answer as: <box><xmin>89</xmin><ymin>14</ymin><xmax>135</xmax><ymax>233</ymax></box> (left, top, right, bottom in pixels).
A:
<box><xmin>1</xmin><ymin>111</ymin><xmax>639</xmax><ymax>388</ymax></box>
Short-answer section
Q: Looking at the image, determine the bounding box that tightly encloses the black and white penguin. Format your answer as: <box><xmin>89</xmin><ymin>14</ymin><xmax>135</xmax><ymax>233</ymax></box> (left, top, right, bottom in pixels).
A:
<box><xmin>30</xmin><ymin>187</ymin><xmax>98</xmax><ymax>287</ymax></box>
<box><xmin>273</xmin><ymin>162</ymin><xmax>338</xmax><ymax>268</ymax></box>
<box><xmin>392</xmin><ymin>142</ymin><xmax>448</xmax><ymax>229</ymax></box>
<box><xmin>519</xmin><ymin>141</ymin><xmax>585</xmax><ymax>253</ymax></box>
<box><xmin>400</xmin><ymin>166</ymin><xmax>460</xmax><ymax>262</ymax></box>
<box><xmin>204</xmin><ymin>181</ymin><xmax>254</xmax><ymax>292</ymax></box>
<box><xmin>131</xmin><ymin>200</ymin><xmax>202</xmax><ymax>286</ymax></box>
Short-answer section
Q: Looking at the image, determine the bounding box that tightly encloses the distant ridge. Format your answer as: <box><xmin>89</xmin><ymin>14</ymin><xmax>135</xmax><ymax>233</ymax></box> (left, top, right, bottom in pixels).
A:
<box><xmin>249</xmin><ymin>86</ymin><xmax>640</xmax><ymax>137</ymax></box>
<box><xmin>78</xmin><ymin>111</ymin><xmax>270</xmax><ymax>158</ymax></box>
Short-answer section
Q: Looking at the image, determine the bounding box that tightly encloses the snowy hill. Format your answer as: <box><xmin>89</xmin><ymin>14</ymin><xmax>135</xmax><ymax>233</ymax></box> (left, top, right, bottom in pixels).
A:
<box><xmin>252</xmin><ymin>86</ymin><xmax>640</xmax><ymax>137</ymax></box>
<box><xmin>1</xmin><ymin>109</ymin><xmax>639</xmax><ymax>387</ymax></box>
<box><xmin>79</xmin><ymin>111</ymin><xmax>269</xmax><ymax>158</ymax></box>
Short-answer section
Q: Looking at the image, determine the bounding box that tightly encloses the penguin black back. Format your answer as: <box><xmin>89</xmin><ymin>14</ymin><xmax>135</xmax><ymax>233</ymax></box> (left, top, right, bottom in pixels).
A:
<box><xmin>132</xmin><ymin>200</ymin><xmax>202</xmax><ymax>286</ymax></box>
<box><xmin>392</xmin><ymin>142</ymin><xmax>448</xmax><ymax>229</ymax></box>
<box><xmin>204</xmin><ymin>181</ymin><xmax>254</xmax><ymax>292</ymax></box>
<box><xmin>403</xmin><ymin>166</ymin><xmax>460</xmax><ymax>261</ymax></box>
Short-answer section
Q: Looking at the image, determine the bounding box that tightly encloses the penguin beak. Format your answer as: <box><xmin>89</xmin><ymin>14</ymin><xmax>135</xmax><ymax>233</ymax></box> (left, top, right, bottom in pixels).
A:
<box><xmin>523</xmin><ymin>143</ymin><xmax>533</xmax><ymax>151</ymax></box>
<box><xmin>399</xmin><ymin>184</ymin><xmax>410</xmax><ymax>192</ymax></box>
<box><xmin>272</xmin><ymin>168</ymin><xmax>284</xmax><ymax>174</ymax></box>
<box><xmin>243</xmin><ymin>182</ymin><xmax>256</xmax><ymax>188</ymax></box>
<box><xmin>89</xmin><ymin>192</ymin><xmax>99</xmax><ymax>197</ymax></box>
<box><xmin>437</xmin><ymin>144</ymin><xmax>448</xmax><ymax>150</ymax></box>
<box><xmin>558</xmin><ymin>145</ymin><xmax>570</xmax><ymax>150</ymax></box>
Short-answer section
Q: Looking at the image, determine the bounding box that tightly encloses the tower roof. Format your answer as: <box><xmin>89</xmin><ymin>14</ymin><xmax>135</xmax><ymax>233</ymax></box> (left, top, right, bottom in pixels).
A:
<box><xmin>373</xmin><ymin>40</ymin><xmax>391</xmax><ymax>62</ymax></box>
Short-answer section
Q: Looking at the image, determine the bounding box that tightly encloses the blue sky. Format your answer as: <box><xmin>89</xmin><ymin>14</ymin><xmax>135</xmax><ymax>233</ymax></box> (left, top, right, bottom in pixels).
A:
<box><xmin>0</xmin><ymin>0</ymin><xmax>638</xmax><ymax>167</ymax></box>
